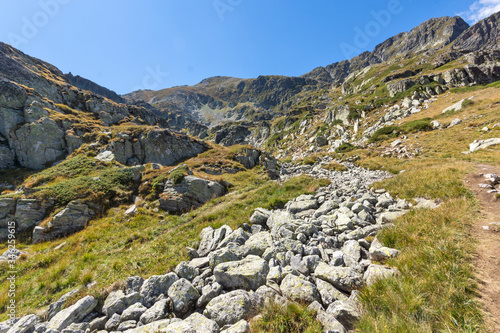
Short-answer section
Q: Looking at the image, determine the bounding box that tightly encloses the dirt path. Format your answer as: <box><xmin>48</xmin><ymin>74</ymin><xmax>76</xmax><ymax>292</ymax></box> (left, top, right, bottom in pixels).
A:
<box><xmin>465</xmin><ymin>164</ymin><xmax>500</xmax><ymax>332</ymax></box>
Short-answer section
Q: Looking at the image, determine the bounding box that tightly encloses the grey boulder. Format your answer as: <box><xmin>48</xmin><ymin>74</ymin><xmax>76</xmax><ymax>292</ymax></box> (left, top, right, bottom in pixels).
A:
<box><xmin>47</xmin><ymin>296</ymin><xmax>97</xmax><ymax>331</ymax></box>
<box><xmin>314</xmin><ymin>262</ymin><xmax>363</xmax><ymax>293</ymax></box>
<box><xmin>214</xmin><ymin>255</ymin><xmax>269</xmax><ymax>291</ymax></box>
<box><xmin>204</xmin><ymin>290</ymin><xmax>253</xmax><ymax>327</ymax></box>
<box><xmin>280</xmin><ymin>274</ymin><xmax>321</xmax><ymax>303</ymax></box>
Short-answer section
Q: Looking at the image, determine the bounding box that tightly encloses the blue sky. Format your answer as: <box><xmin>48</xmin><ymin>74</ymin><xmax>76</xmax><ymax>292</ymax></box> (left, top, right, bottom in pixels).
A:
<box><xmin>0</xmin><ymin>0</ymin><xmax>498</xmax><ymax>94</ymax></box>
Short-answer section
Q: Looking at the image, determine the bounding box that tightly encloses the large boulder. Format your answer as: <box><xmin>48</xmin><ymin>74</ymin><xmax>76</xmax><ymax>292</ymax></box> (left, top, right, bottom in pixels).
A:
<box><xmin>102</xmin><ymin>290</ymin><xmax>142</xmax><ymax>317</ymax></box>
<box><xmin>32</xmin><ymin>201</ymin><xmax>94</xmax><ymax>243</ymax></box>
<box><xmin>208</xmin><ymin>245</ymin><xmax>245</xmax><ymax>268</ymax></box>
<box><xmin>6</xmin><ymin>314</ymin><xmax>39</xmax><ymax>333</ymax></box>
<box><xmin>243</xmin><ymin>232</ymin><xmax>273</xmax><ymax>256</ymax></box>
<box><xmin>280</xmin><ymin>274</ymin><xmax>321</xmax><ymax>303</ymax></box>
<box><xmin>10</xmin><ymin>117</ymin><xmax>66</xmax><ymax>170</ymax></box>
<box><xmin>326</xmin><ymin>300</ymin><xmax>360</xmax><ymax>331</ymax></box>
<box><xmin>46</xmin><ymin>289</ymin><xmax>80</xmax><ymax>320</ymax></box>
<box><xmin>198</xmin><ymin>225</ymin><xmax>232</xmax><ymax>257</ymax></box>
<box><xmin>139</xmin><ymin>298</ymin><xmax>169</xmax><ymax>325</ymax></box>
<box><xmin>314</xmin><ymin>262</ymin><xmax>364</xmax><ymax>293</ymax></box>
<box><xmin>167</xmin><ymin>278</ymin><xmax>199</xmax><ymax>316</ymax></box>
<box><xmin>47</xmin><ymin>296</ymin><xmax>97</xmax><ymax>331</ymax></box>
<box><xmin>184</xmin><ymin>313</ymin><xmax>219</xmax><ymax>333</ymax></box>
<box><xmin>120</xmin><ymin>302</ymin><xmax>148</xmax><ymax>322</ymax></box>
<box><xmin>469</xmin><ymin>138</ymin><xmax>500</xmax><ymax>152</ymax></box>
<box><xmin>140</xmin><ymin>273</ymin><xmax>179</xmax><ymax>307</ymax></box>
<box><xmin>316</xmin><ymin>279</ymin><xmax>348</xmax><ymax>307</ymax></box>
<box><xmin>204</xmin><ymin>290</ymin><xmax>253</xmax><ymax>327</ymax></box>
<box><xmin>121</xmin><ymin>319</ymin><xmax>175</xmax><ymax>333</ymax></box>
<box><xmin>214</xmin><ymin>255</ymin><xmax>269</xmax><ymax>291</ymax></box>
<box><xmin>159</xmin><ymin>176</ymin><xmax>226</xmax><ymax>213</ymax></box>
<box><xmin>112</xmin><ymin>129</ymin><xmax>207</xmax><ymax>166</ymax></box>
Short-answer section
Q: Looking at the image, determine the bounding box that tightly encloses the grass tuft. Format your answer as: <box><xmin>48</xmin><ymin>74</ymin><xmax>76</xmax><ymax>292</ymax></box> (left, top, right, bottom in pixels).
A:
<box><xmin>251</xmin><ymin>302</ymin><xmax>323</xmax><ymax>333</ymax></box>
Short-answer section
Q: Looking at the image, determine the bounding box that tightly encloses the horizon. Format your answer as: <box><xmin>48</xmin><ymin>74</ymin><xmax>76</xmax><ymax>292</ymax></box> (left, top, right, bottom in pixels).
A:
<box><xmin>1</xmin><ymin>1</ymin><xmax>499</xmax><ymax>95</ymax></box>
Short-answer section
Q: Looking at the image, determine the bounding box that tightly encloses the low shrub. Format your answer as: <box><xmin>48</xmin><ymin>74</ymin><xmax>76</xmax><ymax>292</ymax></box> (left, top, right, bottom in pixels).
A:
<box><xmin>335</xmin><ymin>143</ymin><xmax>358</xmax><ymax>153</ymax></box>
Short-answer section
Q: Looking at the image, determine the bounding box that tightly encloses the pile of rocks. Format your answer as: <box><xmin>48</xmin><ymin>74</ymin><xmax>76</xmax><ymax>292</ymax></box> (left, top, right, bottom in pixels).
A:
<box><xmin>2</xmin><ymin>163</ymin><xmax>417</xmax><ymax>333</ymax></box>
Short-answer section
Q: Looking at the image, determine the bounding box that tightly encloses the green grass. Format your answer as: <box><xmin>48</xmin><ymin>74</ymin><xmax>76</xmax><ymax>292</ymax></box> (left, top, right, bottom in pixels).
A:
<box><xmin>251</xmin><ymin>302</ymin><xmax>323</xmax><ymax>333</ymax></box>
<box><xmin>357</xmin><ymin>161</ymin><xmax>483</xmax><ymax>332</ymax></box>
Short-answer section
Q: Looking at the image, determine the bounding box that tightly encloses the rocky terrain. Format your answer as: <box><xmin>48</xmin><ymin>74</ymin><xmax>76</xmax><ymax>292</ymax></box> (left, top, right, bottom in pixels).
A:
<box><xmin>1</xmin><ymin>160</ymin><xmax>439</xmax><ymax>333</ymax></box>
<box><xmin>0</xmin><ymin>9</ymin><xmax>500</xmax><ymax>333</ymax></box>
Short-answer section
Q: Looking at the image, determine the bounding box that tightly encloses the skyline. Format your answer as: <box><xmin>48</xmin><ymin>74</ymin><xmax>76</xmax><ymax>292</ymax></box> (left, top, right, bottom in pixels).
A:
<box><xmin>0</xmin><ymin>1</ymin><xmax>499</xmax><ymax>94</ymax></box>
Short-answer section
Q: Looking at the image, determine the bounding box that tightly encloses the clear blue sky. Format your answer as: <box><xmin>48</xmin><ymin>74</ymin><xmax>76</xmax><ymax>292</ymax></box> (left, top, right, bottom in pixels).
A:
<box><xmin>0</xmin><ymin>0</ymin><xmax>497</xmax><ymax>94</ymax></box>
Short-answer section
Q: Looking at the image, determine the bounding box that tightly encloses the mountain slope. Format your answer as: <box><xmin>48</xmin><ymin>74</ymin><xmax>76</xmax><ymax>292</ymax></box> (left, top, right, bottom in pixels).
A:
<box><xmin>123</xmin><ymin>16</ymin><xmax>472</xmax><ymax>141</ymax></box>
<box><xmin>64</xmin><ymin>72</ymin><xmax>126</xmax><ymax>104</ymax></box>
<box><xmin>303</xmin><ymin>16</ymin><xmax>470</xmax><ymax>85</ymax></box>
<box><xmin>453</xmin><ymin>11</ymin><xmax>500</xmax><ymax>52</ymax></box>
<box><xmin>0</xmin><ymin>41</ymin><xmax>205</xmax><ymax>170</ymax></box>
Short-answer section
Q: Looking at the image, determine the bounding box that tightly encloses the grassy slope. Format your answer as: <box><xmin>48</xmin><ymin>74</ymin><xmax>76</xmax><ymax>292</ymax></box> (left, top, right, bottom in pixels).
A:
<box><xmin>350</xmin><ymin>86</ymin><xmax>500</xmax><ymax>332</ymax></box>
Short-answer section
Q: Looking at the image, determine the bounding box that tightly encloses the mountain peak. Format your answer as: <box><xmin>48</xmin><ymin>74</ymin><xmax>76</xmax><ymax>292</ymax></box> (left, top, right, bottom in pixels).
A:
<box><xmin>453</xmin><ymin>11</ymin><xmax>500</xmax><ymax>52</ymax></box>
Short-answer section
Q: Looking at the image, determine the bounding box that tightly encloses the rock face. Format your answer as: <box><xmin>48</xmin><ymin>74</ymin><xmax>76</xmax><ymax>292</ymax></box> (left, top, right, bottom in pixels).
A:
<box><xmin>304</xmin><ymin>16</ymin><xmax>469</xmax><ymax>85</ymax></box>
<box><xmin>111</xmin><ymin>130</ymin><xmax>207</xmax><ymax>166</ymax></box>
<box><xmin>453</xmin><ymin>12</ymin><xmax>500</xmax><ymax>52</ymax></box>
<box><xmin>387</xmin><ymin>79</ymin><xmax>415</xmax><ymax>97</ymax></box>
<box><xmin>64</xmin><ymin>73</ymin><xmax>125</xmax><ymax>104</ymax></box>
<box><xmin>0</xmin><ymin>42</ymin><xmax>202</xmax><ymax>171</ymax></box>
<box><xmin>10</xmin><ymin>117</ymin><xmax>66</xmax><ymax>170</ymax></box>
<box><xmin>232</xmin><ymin>148</ymin><xmax>279</xmax><ymax>179</ymax></box>
<box><xmin>159</xmin><ymin>176</ymin><xmax>227</xmax><ymax>213</ymax></box>
<box><xmin>0</xmin><ymin>198</ymin><xmax>53</xmax><ymax>242</ymax></box>
<box><xmin>32</xmin><ymin>201</ymin><xmax>94</xmax><ymax>244</ymax></box>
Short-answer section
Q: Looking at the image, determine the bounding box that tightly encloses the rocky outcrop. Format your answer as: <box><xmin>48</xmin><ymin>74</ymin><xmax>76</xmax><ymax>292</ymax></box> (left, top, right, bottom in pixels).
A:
<box><xmin>32</xmin><ymin>201</ymin><xmax>95</xmax><ymax>244</ymax></box>
<box><xmin>453</xmin><ymin>12</ymin><xmax>500</xmax><ymax>52</ymax></box>
<box><xmin>0</xmin><ymin>42</ymin><xmax>174</xmax><ymax>170</ymax></box>
<box><xmin>469</xmin><ymin>138</ymin><xmax>500</xmax><ymax>152</ymax></box>
<box><xmin>108</xmin><ymin>130</ymin><xmax>207</xmax><ymax>166</ymax></box>
<box><xmin>386</xmin><ymin>79</ymin><xmax>415</xmax><ymax>97</ymax></box>
<box><xmin>64</xmin><ymin>73</ymin><xmax>126</xmax><ymax>104</ymax></box>
<box><xmin>159</xmin><ymin>176</ymin><xmax>227</xmax><ymax>213</ymax></box>
<box><xmin>233</xmin><ymin>148</ymin><xmax>279</xmax><ymax>179</ymax></box>
<box><xmin>324</xmin><ymin>105</ymin><xmax>352</xmax><ymax>126</ymax></box>
<box><xmin>0</xmin><ymin>198</ymin><xmax>54</xmax><ymax>242</ymax></box>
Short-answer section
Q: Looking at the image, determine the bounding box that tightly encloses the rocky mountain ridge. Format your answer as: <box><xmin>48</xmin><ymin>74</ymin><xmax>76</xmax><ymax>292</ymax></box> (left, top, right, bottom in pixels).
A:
<box><xmin>118</xmin><ymin>13</ymin><xmax>500</xmax><ymax>153</ymax></box>
<box><xmin>64</xmin><ymin>73</ymin><xmax>126</xmax><ymax>104</ymax></box>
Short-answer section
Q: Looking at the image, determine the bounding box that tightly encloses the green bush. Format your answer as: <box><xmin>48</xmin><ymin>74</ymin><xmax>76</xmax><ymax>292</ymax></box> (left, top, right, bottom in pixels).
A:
<box><xmin>168</xmin><ymin>165</ymin><xmax>189</xmax><ymax>185</ymax></box>
<box><xmin>335</xmin><ymin>143</ymin><xmax>358</xmax><ymax>153</ymax></box>
<box><xmin>369</xmin><ymin>126</ymin><xmax>402</xmax><ymax>143</ymax></box>
<box><xmin>402</xmin><ymin>118</ymin><xmax>433</xmax><ymax>132</ymax></box>
<box><xmin>39</xmin><ymin>168</ymin><xmax>136</xmax><ymax>207</ymax></box>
